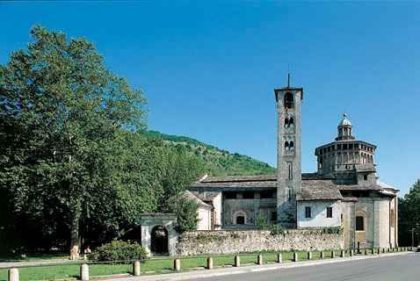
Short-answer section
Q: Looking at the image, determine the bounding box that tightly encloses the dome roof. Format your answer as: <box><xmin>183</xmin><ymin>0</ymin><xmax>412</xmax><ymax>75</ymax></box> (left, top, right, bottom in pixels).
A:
<box><xmin>338</xmin><ymin>113</ymin><xmax>352</xmax><ymax>127</ymax></box>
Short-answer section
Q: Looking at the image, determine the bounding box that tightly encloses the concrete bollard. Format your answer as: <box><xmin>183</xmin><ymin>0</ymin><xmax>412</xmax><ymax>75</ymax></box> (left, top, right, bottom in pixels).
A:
<box><xmin>133</xmin><ymin>260</ymin><xmax>141</xmax><ymax>276</ymax></box>
<box><xmin>8</xmin><ymin>268</ymin><xmax>19</xmax><ymax>281</ymax></box>
<box><xmin>207</xmin><ymin>257</ymin><xmax>213</xmax><ymax>270</ymax></box>
<box><xmin>293</xmin><ymin>252</ymin><xmax>299</xmax><ymax>262</ymax></box>
<box><xmin>234</xmin><ymin>255</ymin><xmax>240</xmax><ymax>267</ymax></box>
<box><xmin>320</xmin><ymin>251</ymin><xmax>325</xmax><ymax>259</ymax></box>
<box><xmin>307</xmin><ymin>251</ymin><xmax>312</xmax><ymax>260</ymax></box>
<box><xmin>173</xmin><ymin>258</ymin><xmax>181</xmax><ymax>271</ymax></box>
<box><xmin>340</xmin><ymin>250</ymin><xmax>345</xmax><ymax>258</ymax></box>
<box><xmin>80</xmin><ymin>263</ymin><xmax>89</xmax><ymax>281</ymax></box>
<box><xmin>350</xmin><ymin>249</ymin><xmax>354</xmax><ymax>256</ymax></box>
<box><xmin>331</xmin><ymin>250</ymin><xmax>335</xmax><ymax>258</ymax></box>
<box><xmin>257</xmin><ymin>254</ymin><xmax>263</xmax><ymax>265</ymax></box>
<box><xmin>277</xmin><ymin>253</ymin><xmax>283</xmax><ymax>264</ymax></box>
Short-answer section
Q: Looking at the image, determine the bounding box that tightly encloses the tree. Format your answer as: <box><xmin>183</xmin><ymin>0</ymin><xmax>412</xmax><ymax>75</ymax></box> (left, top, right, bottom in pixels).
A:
<box><xmin>0</xmin><ymin>26</ymin><xmax>146</xmax><ymax>258</ymax></box>
<box><xmin>167</xmin><ymin>194</ymin><xmax>199</xmax><ymax>233</ymax></box>
<box><xmin>398</xmin><ymin>180</ymin><xmax>420</xmax><ymax>246</ymax></box>
<box><xmin>159</xmin><ymin>145</ymin><xmax>205</xmax><ymax>207</ymax></box>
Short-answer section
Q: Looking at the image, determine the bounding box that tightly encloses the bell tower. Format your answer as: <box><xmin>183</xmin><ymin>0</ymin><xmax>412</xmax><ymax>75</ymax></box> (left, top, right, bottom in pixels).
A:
<box><xmin>274</xmin><ymin>74</ymin><xmax>303</xmax><ymax>228</ymax></box>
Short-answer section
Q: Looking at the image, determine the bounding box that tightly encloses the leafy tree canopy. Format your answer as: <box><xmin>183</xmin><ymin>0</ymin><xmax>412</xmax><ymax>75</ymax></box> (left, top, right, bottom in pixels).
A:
<box><xmin>0</xmin><ymin>25</ymin><xmax>146</xmax><ymax>257</ymax></box>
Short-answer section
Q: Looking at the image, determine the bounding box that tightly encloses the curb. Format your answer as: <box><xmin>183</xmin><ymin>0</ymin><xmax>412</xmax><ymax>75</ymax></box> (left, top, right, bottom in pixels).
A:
<box><xmin>106</xmin><ymin>251</ymin><xmax>413</xmax><ymax>281</ymax></box>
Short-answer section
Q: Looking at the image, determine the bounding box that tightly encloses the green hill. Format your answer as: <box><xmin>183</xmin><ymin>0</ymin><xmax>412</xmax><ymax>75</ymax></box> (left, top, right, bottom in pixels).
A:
<box><xmin>145</xmin><ymin>130</ymin><xmax>276</xmax><ymax>176</ymax></box>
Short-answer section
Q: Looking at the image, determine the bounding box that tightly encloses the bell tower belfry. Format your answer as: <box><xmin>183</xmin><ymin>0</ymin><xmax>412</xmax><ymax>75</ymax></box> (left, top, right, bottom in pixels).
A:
<box><xmin>274</xmin><ymin>74</ymin><xmax>303</xmax><ymax>228</ymax></box>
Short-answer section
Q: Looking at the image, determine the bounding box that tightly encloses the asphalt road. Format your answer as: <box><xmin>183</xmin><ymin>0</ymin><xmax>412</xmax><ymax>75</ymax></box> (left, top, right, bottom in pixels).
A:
<box><xmin>203</xmin><ymin>253</ymin><xmax>420</xmax><ymax>281</ymax></box>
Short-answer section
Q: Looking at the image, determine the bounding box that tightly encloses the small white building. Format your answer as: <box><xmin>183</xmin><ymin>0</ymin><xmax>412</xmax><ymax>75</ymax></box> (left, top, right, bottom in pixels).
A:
<box><xmin>296</xmin><ymin>185</ymin><xmax>342</xmax><ymax>228</ymax></box>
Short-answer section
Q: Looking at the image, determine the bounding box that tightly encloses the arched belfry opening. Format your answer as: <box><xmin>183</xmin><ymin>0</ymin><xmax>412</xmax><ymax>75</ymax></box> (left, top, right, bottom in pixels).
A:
<box><xmin>151</xmin><ymin>225</ymin><xmax>169</xmax><ymax>254</ymax></box>
<box><xmin>284</xmin><ymin>92</ymin><xmax>294</xmax><ymax>109</ymax></box>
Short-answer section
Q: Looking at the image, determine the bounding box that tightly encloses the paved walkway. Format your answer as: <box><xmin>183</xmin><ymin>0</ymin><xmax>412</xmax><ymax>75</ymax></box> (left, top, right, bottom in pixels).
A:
<box><xmin>105</xmin><ymin>252</ymin><xmax>412</xmax><ymax>281</ymax></box>
<box><xmin>0</xmin><ymin>259</ymin><xmax>78</xmax><ymax>269</ymax></box>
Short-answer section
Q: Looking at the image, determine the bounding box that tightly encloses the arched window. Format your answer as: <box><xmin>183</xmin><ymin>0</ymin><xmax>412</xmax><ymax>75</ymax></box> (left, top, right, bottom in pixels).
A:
<box><xmin>285</xmin><ymin>141</ymin><xmax>290</xmax><ymax>150</ymax></box>
<box><xmin>284</xmin><ymin>92</ymin><xmax>294</xmax><ymax>109</ymax></box>
<box><xmin>289</xmin><ymin>141</ymin><xmax>294</xmax><ymax>151</ymax></box>
<box><xmin>289</xmin><ymin>117</ymin><xmax>294</xmax><ymax>126</ymax></box>
<box><xmin>285</xmin><ymin>117</ymin><xmax>289</xmax><ymax>127</ymax></box>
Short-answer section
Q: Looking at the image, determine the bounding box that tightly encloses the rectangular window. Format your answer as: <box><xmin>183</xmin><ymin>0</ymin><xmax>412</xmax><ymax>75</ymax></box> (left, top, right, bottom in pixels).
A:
<box><xmin>356</xmin><ymin>216</ymin><xmax>364</xmax><ymax>231</ymax></box>
<box><xmin>305</xmin><ymin>206</ymin><xmax>311</xmax><ymax>218</ymax></box>
<box><xmin>225</xmin><ymin>192</ymin><xmax>236</xmax><ymax>199</ymax></box>
<box><xmin>242</xmin><ymin>192</ymin><xmax>254</xmax><ymax>199</ymax></box>
<box><xmin>271</xmin><ymin>212</ymin><xmax>277</xmax><ymax>222</ymax></box>
<box><xmin>288</xmin><ymin>162</ymin><xmax>293</xmax><ymax>180</ymax></box>
<box><xmin>327</xmin><ymin>207</ymin><xmax>333</xmax><ymax>218</ymax></box>
<box><xmin>260</xmin><ymin>190</ymin><xmax>275</xmax><ymax>199</ymax></box>
<box><xmin>363</xmin><ymin>175</ymin><xmax>368</xmax><ymax>181</ymax></box>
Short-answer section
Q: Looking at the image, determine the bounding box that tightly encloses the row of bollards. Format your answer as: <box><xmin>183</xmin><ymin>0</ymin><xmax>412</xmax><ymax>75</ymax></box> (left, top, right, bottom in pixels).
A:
<box><xmin>6</xmin><ymin>247</ymin><xmax>413</xmax><ymax>281</ymax></box>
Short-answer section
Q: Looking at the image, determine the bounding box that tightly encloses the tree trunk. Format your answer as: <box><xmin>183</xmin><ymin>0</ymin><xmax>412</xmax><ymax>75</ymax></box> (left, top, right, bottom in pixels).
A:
<box><xmin>69</xmin><ymin>210</ymin><xmax>81</xmax><ymax>260</ymax></box>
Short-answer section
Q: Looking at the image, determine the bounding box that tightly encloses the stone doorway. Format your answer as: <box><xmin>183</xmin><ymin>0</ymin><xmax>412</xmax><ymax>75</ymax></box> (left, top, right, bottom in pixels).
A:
<box><xmin>151</xmin><ymin>225</ymin><xmax>168</xmax><ymax>254</ymax></box>
<box><xmin>140</xmin><ymin>213</ymin><xmax>177</xmax><ymax>256</ymax></box>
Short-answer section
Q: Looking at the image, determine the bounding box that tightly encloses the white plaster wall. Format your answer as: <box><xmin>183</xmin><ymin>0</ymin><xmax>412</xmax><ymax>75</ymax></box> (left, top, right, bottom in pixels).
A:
<box><xmin>213</xmin><ymin>193</ymin><xmax>222</xmax><ymax>229</ymax></box>
<box><xmin>375</xmin><ymin>199</ymin><xmax>390</xmax><ymax>248</ymax></box>
<box><xmin>197</xmin><ymin>207</ymin><xmax>211</xmax><ymax>230</ymax></box>
<box><xmin>355</xmin><ymin>198</ymin><xmax>375</xmax><ymax>248</ymax></box>
<box><xmin>341</xmin><ymin>201</ymin><xmax>355</xmax><ymax>249</ymax></box>
<box><xmin>297</xmin><ymin>201</ymin><xmax>341</xmax><ymax>228</ymax></box>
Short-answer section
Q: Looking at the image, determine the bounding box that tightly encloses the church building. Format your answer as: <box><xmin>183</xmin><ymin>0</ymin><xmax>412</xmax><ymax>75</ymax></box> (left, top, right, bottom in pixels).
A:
<box><xmin>188</xmin><ymin>79</ymin><xmax>398</xmax><ymax>249</ymax></box>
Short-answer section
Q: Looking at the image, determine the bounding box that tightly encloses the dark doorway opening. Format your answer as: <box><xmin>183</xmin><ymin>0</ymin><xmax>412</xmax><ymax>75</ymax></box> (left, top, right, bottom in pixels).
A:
<box><xmin>236</xmin><ymin>216</ymin><xmax>245</xmax><ymax>225</ymax></box>
<box><xmin>151</xmin><ymin>225</ymin><xmax>168</xmax><ymax>254</ymax></box>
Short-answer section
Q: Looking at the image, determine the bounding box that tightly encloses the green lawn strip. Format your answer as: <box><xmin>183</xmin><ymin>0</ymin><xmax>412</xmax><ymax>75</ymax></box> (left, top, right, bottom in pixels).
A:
<box><xmin>89</xmin><ymin>263</ymin><xmax>132</xmax><ymax>277</ymax></box>
<box><xmin>0</xmin><ymin>253</ymin><xmax>68</xmax><ymax>263</ymax></box>
<box><xmin>0</xmin><ymin>264</ymin><xmax>79</xmax><ymax>281</ymax></box>
<box><xmin>0</xmin><ymin>269</ymin><xmax>7</xmax><ymax>281</ymax></box>
<box><xmin>0</xmin><ymin>263</ymin><xmax>135</xmax><ymax>281</ymax></box>
<box><xmin>212</xmin><ymin>255</ymin><xmax>236</xmax><ymax>267</ymax></box>
<box><xmin>141</xmin><ymin>258</ymin><xmax>173</xmax><ymax>273</ymax></box>
<box><xmin>312</xmin><ymin>251</ymin><xmax>321</xmax><ymax>260</ymax></box>
<box><xmin>2</xmin><ymin>249</ymin><xmax>394</xmax><ymax>281</ymax></box>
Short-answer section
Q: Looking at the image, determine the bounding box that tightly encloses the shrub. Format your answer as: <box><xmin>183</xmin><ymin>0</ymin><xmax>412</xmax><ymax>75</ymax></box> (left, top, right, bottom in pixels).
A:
<box><xmin>270</xmin><ymin>224</ymin><xmax>285</xmax><ymax>235</ymax></box>
<box><xmin>89</xmin><ymin>240</ymin><xmax>147</xmax><ymax>261</ymax></box>
<box><xmin>322</xmin><ymin>226</ymin><xmax>342</xmax><ymax>234</ymax></box>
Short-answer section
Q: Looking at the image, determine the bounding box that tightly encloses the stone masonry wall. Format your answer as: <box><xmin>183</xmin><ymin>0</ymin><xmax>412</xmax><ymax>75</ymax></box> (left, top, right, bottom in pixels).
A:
<box><xmin>177</xmin><ymin>229</ymin><xmax>344</xmax><ymax>256</ymax></box>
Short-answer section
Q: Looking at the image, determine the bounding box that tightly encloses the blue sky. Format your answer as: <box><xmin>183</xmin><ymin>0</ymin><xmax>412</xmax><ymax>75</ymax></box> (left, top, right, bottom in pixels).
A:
<box><xmin>1</xmin><ymin>1</ymin><xmax>419</xmax><ymax>195</ymax></box>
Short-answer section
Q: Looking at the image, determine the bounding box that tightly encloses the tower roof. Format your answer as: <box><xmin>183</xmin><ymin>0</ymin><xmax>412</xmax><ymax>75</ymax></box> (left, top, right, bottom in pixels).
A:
<box><xmin>338</xmin><ymin>113</ymin><xmax>352</xmax><ymax>127</ymax></box>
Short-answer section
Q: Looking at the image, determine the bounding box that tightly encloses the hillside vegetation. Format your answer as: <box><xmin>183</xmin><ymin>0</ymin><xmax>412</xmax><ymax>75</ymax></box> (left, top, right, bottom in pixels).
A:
<box><xmin>145</xmin><ymin>130</ymin><xmax>276</xmax><ymax>176</ymax></box>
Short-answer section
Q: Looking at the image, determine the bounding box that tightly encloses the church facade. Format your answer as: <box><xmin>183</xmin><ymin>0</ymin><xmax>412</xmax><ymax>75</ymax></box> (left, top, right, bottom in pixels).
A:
<box><xmin>188</xmin><ymin>80</ymin><xmax>398</xmax><ymax>249</ymax></box>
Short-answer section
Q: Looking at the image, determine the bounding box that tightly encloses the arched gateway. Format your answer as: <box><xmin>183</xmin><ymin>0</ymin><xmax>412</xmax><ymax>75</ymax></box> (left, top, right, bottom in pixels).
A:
<box><xmin>151</xmin><ymin>225</ymin><xmax>168</xmax><ymax>254</ymax></box>
<box><xmin>139</xmin><ymin>213</ymin><xmax>178</xmax><ymax>256</ymax></box>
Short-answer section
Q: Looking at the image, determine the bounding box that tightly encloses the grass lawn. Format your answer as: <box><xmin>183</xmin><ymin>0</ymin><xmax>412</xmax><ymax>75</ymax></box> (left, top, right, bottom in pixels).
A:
<box><xmin>0</xmin><ymin>253</ymin><xmax>68</xmax><ymax>263</ymax></box>
<box><xmin>0</xmin><ymin>249</ymin><xmax>405</xmax><ymax>281</ymax></box>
